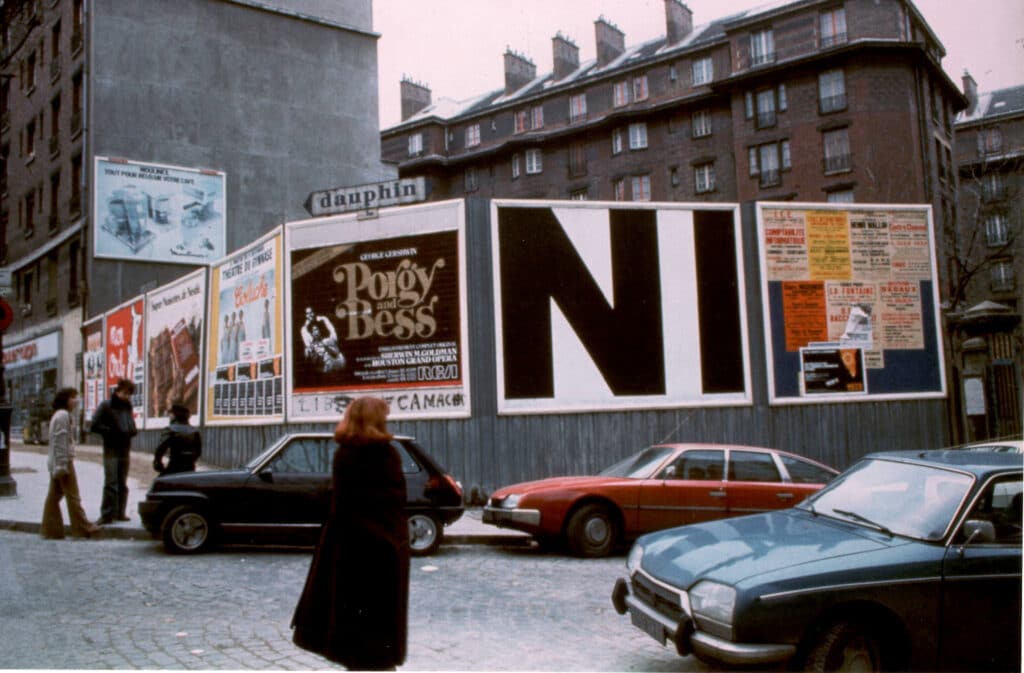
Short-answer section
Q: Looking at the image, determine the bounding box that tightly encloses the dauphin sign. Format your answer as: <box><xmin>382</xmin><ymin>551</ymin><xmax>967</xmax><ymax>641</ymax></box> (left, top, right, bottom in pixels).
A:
<box><xmin>304</xmin><ymin>177</ymin><xmax>426</xmax><ymax>217</ymax></box>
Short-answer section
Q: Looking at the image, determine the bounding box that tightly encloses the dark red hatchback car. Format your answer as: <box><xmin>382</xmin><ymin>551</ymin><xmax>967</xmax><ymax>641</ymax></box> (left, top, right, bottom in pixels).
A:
<box><xmin>484</xmin><ymin>444</ymin><xmax>838</xmax><ymax>556</ymax></box>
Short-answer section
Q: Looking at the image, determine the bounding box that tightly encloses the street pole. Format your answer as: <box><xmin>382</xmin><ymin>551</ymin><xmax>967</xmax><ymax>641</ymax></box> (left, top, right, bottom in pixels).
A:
<box><xmin>0</xmin><ymin>326</ymin><xmax>15</xmax><ymax>496</ymax></box>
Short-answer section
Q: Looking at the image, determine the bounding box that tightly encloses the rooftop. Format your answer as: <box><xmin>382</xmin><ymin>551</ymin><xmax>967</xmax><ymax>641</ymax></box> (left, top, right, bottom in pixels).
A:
<box><xmin>957</xmin><ymin>83</ymin><xmax>1024</xmax><ymax>125</ymax></box>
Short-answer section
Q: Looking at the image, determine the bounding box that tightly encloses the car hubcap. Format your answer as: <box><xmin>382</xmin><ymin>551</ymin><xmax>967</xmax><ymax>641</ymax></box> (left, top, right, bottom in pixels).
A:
<box><xmin>409</xmin><ymin>515</ymin><xmax>437</xmax><ymax>551</ymax></box>
<box><xmin>172</xmin><ymin>513</ymin><xmax>208</xmax><ymax>550</ymax></box>
<box><xmin>584</xmin><ymin>516</ymin><xmax>609</xmax><ymax>545</ymax></box>
<box><xmin>839</xmin><ymin>637</ymin><xmax>876</xmax><ymax>672</ymax></box>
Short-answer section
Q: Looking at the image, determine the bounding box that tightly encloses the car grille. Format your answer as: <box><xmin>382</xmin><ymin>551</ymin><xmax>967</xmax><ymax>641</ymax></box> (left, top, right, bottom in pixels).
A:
<box><xmin>632</xmin><ymin>571</ymin><xmax>687</xmax><ymax>624</ymax></box>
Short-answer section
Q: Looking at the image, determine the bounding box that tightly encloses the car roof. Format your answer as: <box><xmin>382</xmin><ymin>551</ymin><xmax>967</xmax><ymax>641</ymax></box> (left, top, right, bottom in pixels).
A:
<box><xmin>960</xmin><ymin>439</ymin><xmax>1023</xmax><ymax>454</ymax></box>
<box><xmin>863</xmin><ymin>449</ymin><xmax>1024</xmax><ymax>478</ymax></box>
<box><xmin>652</xmin><ymin>443</ymin><xmax>838</xmax><ymax>472</ymax></box>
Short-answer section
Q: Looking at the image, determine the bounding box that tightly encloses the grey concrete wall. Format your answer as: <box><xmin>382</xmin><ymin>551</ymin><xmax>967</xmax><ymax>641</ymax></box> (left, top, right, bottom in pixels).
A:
<box><xmin>87</xmin><ymin>0</ymin><xmax>383</xmax><ymax>314</ymax></box>
<box><xmin>236</xmin><ymin>0</ymin><xmax>374</xmax><ymax>33</ymax></box>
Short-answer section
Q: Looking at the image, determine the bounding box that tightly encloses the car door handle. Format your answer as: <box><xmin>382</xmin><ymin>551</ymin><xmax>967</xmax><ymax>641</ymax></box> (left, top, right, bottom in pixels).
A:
<box><xmin>708</xmin><ymin>490</ymin><xmax>726</xmax><ymax>498</ymax></box>
<box><xmin>776</xmin><ymin>492</ymin><xmax>795</xmax><ymax>500</ymax></box>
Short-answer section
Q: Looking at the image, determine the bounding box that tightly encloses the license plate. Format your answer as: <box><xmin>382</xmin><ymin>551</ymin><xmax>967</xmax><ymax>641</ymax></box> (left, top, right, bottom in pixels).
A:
<box><xmin>630</xmin><ymin>608</ymin><xmax>666</xmax><ymax>646</ymax></box>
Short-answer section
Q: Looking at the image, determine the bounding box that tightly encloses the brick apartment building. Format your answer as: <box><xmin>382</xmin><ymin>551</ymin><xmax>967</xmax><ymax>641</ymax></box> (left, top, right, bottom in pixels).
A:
<box><xmin>0</xmin><ymin>0</ymin><xmax>385</xmax><ymax>436</ymax></box>
<box><xmin>948</xmin><ymin>75</ymin><xmax>1023</xmax><ymax>440</ymax></box>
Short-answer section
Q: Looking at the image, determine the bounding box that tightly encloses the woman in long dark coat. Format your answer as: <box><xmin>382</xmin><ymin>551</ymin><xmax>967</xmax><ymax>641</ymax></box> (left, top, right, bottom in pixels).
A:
<box><xmin>292</xmin><ymin>397</ymin><xmax>409</xmax><ymax>670</ymax></box>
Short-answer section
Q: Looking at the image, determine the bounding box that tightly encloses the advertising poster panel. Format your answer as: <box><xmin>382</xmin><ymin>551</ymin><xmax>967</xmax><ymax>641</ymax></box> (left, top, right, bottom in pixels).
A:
<box><xmin>82</xmin><ymin>318</ymin><xmax>106</xmax><ymax>426</ymax></box>
<box><xmin>758</xmin><ymin>203</ymin><xmax>945</xmax><ymax>403</ymax></box>
<box><xmin>492</xmin><ymin>201</ymin><xmax>751</xmax><ymax>414</ymax></box>
<box><xmin>205</xmin><ymin>229</ymin><xmax>284</xmax><ymax>424</ymax></box>
<box><xmin>143</xmin><ymin>269</ymin><xmax>207</xmax><ymax>429</ymax></box>
<box><xmin>105</xmin><ymin>298</ymin><xmax>146</xmax><ymax>425</ymax></box>
<box><xmin>94</xmin><ymin>156</ymin><xmax>226</xmax><ymax>264</ymax></box>
<box><xmin>285</xmin><ymin>200</ymin><xmax>470</xmax><ymax>421</ymax></box>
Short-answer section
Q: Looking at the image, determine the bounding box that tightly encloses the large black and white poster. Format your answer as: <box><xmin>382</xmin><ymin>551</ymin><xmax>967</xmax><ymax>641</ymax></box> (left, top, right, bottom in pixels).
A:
<box><xmin>492</xmin><ymin>201</ymin><xmax>751</xmax><ymax>414</ymax></box>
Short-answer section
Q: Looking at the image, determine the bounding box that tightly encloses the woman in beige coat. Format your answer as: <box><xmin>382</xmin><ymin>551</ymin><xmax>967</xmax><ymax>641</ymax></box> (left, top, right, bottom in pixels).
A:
<box><xmin>40</xmin><ymin>388</ymin><xmax>99</xmax><ymax>539</ymax></box>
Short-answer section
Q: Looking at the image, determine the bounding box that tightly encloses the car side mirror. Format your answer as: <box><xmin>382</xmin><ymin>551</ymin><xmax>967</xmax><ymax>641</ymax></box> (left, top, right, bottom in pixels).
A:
<box><xmin>258</xmin><ymin>468</ymin><xmax>273</xmax><ymax>483</ymax></box>
<box><xmin>959</xmin><ymin>519</ymin><xmax>996</xmax><ymax>555</ymax></box>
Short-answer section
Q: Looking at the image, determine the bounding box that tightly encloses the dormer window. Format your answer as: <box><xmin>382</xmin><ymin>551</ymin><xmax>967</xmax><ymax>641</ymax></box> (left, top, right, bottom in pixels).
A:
<box><xmin>751</xmin><ymin>29</ymin><xmax>775</xmax><ymax>66</ymax></box>
<box><xmin>692</xmin><ymin>56</ymin><xmax>713</xmax><ymax>85</ymax></box>
<box><xmin>530</xmin><ymin>105</ymin><xmax>544</xmax><ymax>130</ymax></box>
<box><xmin>613</xmin><ymin>80</ymin><xmax>630</xmax><ymax>107</ymax></box>
<box><xmin>633</xmin><ymin>75</ymin><xmax>649</xmax><ymax>102</ymax></box>
<box><xmin>569</xmin><ymin>93</ymin><xmax>587</xmax><ymax>122</ymax></box>
<box><xmin>465</xmin><ymin>123</ymin><xmax>481</xmax><ymax>148</ymax></box>
<box><xmin>514</xmin><ymin>110</ymin><xmax>528</xmax><ymax>134</ymax></box>
<box><xmin>820</xmin><ymin>8</ymin><xmax>847</xmax><ymax>47</ymax></box>
<box><xmin>407</xmin><ymin>132</ymin><xmax>423</xmax><ymax>156</ymax></box>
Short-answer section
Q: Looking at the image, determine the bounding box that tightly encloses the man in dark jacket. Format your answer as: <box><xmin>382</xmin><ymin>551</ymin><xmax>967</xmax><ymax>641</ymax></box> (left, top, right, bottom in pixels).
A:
<box><xmin>153</xmin><ymin>402</ymin><xmax>202</xmax><ymax>475</ymax></box>
<box><xmin>90</xmin><ymin>379</ymin><xmax>138</xmax><ymax>524</ymax></box>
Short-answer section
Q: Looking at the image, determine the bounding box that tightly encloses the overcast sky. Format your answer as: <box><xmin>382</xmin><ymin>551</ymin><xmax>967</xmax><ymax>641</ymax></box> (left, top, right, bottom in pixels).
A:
<box><xmin>373</xmin><ymin>0</ymin><xmax>1024</xmax><ymax>129</ymax></box>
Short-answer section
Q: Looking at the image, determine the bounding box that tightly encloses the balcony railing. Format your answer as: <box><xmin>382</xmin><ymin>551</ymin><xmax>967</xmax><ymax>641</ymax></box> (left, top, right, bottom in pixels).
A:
<box><xmin>49</xmin><ymin>134</ymin><xmax>59</xmax><ymax>158</ymax></box>
<box><xmin>824</xmin><ymin>153</ymin><xmax>852</xmax><ymax>174</ymax></box>
<box><xmin>820</xmin><ymin>32</ymin><xmax>848</xmax><ymax>48</ymax></box>
<box><xmin>751</xmin><ymin>51</ymin><xmax>776</xmax><ymax>67</ymax></box>
<box><xmin>820</xmin><ymin>93</ymin><xmax>847</xmax><ymax>114</ymax></box>
<box><xmin>49</xmin><ymin>58</ymin><xmax>60</xmax><ymax>83</ymax></box>
<box><xmin>759</xmin><ymin>169</ymin><xmax>781</xmax><ymax>188</ymax></box>
<box><xmin>756</xmin><ymin>111</ymin><xmax>777</xmax><ymax>128</ymax></box>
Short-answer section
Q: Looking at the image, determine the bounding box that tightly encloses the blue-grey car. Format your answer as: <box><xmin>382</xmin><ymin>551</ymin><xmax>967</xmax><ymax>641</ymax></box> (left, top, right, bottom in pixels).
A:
<box><xmin>612</xmin><ymin>450</ymin><xmax>1022</xmax><ymax>672</ymax></box>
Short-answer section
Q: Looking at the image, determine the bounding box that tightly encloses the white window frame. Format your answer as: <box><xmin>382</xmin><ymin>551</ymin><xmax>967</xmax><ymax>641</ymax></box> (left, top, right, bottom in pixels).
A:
<box><xmin>611</xmin><ymin>128</ymin><xmax>624</xmax><ymax>155</ymax></box>
<box><xmin>692</xmin><ymin>109</ymin><xmax>713</xmax><ymax>138</ymax></box>
<box><xmin>744</xmin><ymin>91</ymin><xmax>754</xmax><ymax>119</ymax></box>
<box><xmin>511</xmin><ymin>153</ymin><xmax>521</xmax><ymax>179</ymax></box>
<box><xmin>613</xmin><ymin>178</ymin><xmax>626</xmax><ymax>201</ymax></box>
<box><xmin>514</xmin><ymin>110</ymin><xmax>528</xmax><ymax>134</ymax></box>
<box><xmin>695</xmin><ymin>163</ymin><xmax>715</xmax><ymax>193</ymax></box>
<box><xmin>465</xmin><ymin>123</ymin><xmax>481</xmax><ymax>148</ymax></box>
<box><xmin>751</xmin><ymin>29</ymin><xmax>775</xmax><ymax>66</ymax></box>
<box><xmin>613</xmin><ymin>80</ymin><xmax>630</xmax><ymax>107</ymax></box>
<box><xmin>692</xmin><ymin>56</ymin><xmax>713</xmax><ymax>85</ymax></box>
<box><xmin>820</xmin><ymin>8</ymin><xmax>848</xmax><ymax>47</ymax></box>
<box><xmin>631</xmin><ymin>174</ymin><xmax>651</xmax><ymax>201</ymax></box>
<box><xmin>823</xmin><ymin>127</ymin><xmax>851</xmax><ymax>173</ymax></box>
<box><xmin>407</xmin><ymin>132</ymin><xmax>423</xmax><ymax>156</ymax></box>
<box><xmin>991</xmin><ymin>260</ymin><xmax>1015</xmax><ymax>292</ymax></box>
<box><xmin>525</xmin><ymin>148</ymin><xmax>543</xmax><ymax>175</ymax></box>
<box><xmin>819</xmin><ymin>69</ymin><xmax>846</xmax><ymax>113</ymax></box>
<box><xmin>633</xmin><ymin>75</ymin><xmax>649</xmax><ymax>102</ymax></box>
<box><xmin>628</xmin><ymin>122</ymin><xmax>648</xmax><ymax>150</ymax></box>
<box><xmin>530</xmin><ymin>105</ymin><xmax>544</xmax><ymax>130</ymax></box>
<box><xmin>569</xmin><ymin>93</ymin><xmax>587</xmax><ymax>122</ymax></box>
<box><xmin>985</xmin><ymin>213</ymin><xmax>1009</xmax><ymax>246</ymax></box>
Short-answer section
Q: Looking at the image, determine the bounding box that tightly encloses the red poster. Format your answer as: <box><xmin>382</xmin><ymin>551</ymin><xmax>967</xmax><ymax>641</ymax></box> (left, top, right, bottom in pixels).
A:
<box><xmin>782</xmin><ymin>281</ymin><xmax>828</xmax><ymax>352</ymax></box>
<box><xmin>104</xmin><ymin>299</ymin><xmax>145</xmax><ymax>424</ymax></box>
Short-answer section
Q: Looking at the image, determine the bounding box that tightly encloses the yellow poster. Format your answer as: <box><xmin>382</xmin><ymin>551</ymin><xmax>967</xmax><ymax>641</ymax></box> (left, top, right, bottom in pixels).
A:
<box><xmin>806</xmin><ymin>211</ymin><xmax>852</xmax><ymax>280</ymax></box>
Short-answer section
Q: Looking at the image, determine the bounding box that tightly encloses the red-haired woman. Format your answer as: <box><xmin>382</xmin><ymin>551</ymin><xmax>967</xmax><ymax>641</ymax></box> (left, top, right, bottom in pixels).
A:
<box><xmin>292</xmin><ymin>397</ymin><xmax>409</xmax><ymax>670</ymax></box>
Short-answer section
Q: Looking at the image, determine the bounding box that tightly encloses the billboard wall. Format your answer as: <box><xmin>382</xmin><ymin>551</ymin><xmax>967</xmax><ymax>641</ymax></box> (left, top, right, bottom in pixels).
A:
<box><xmin>82</xmin><ymin>318</ymin><xmax>106</xmax><ymax>425</ymax></box>
<box><xmin>144</xmin><ymin>269</ymin><xmax>207</xmax><ymax>428</ymax></box>
<box><xmin>205</xmin><ymin>229</ymin><xmax>285</xmax><ymax>424</ymax></box>
<box><xmin>105</xmin><ymin>297</ymin><xmax>146</xmax><ymax>425</ymax></box>
<box><xmin>285</xmin><ymin>200</ymin><xmax>470</xmax><ymax>421</ymax></box>
<box><xmin>94</xmin><ymin>156</ymin><xmax>226</xmax><ymax>264</ymax></box>
<box><xmin>492</xmin><ymin>201</ymin><xmax>751</xmax><ymax>414</ymax></box>
<box><xmin>757</xmin><ymin>203</ymin><xmax>946</xmax><ymax>403</ymax></box>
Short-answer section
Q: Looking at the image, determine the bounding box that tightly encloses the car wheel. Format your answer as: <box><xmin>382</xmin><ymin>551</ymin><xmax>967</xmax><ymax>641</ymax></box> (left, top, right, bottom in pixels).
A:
<box><xmin>408</xmin><ymin>513</ymin><xmax>442</xmax><ymax>556</ymax></box>
<box><xmin>565</xmin><ymin>503</ymin><xmax>619</xmax><ymax>558</ymax></box>
<box><xmin>803</xmin><ymin>620</ymin><xmax>883</xmax><ymax>672</ymax></box>
<box><xmin>161</xmin><ymin>505</ymin><xmax>214</xmax><ymax>554</ymax></box>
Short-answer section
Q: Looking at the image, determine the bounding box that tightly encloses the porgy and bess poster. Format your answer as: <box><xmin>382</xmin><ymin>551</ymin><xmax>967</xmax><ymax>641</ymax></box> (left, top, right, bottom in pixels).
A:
<box><xmin>759</xmin><ymin>205</ymin><xmax>944</xmax><ymax>402</ymax></box>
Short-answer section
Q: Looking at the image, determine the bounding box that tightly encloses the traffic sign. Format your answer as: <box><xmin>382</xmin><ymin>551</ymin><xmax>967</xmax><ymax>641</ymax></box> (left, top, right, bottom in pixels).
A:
<box><xmin>0</xmin><ymin>299</ymin><xmax>12</xmax><ymax>332</ymax></box>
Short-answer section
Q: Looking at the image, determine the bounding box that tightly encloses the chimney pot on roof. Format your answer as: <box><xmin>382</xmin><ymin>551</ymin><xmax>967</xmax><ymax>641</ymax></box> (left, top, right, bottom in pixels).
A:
<box><xmin>665</xmin><ymin>0</ymin><xmax>693</xmax><ymax>45</ymax></box>
<box><xmin>400</xmin><ymin>77</ymin><xmax>431</xmax><ymax>121</ymax></box>
<box><xmin>552</xmin><ymin>33</ymin><xmax>580</xmax><ymax>81</ymax></box>
<box><xmin>594</xmin><ymin>17</ymin><xmax>625</xmax><ymax>67</ymax></box>
<box><xmin>962</xmin><ymin>70</ymin><xmax>978</xmax><ymax>115</ymax></box>
<box><xmin>504</xmin><ymin>49</ymin><xmax>537</xmax><ymax>95</ymax></box>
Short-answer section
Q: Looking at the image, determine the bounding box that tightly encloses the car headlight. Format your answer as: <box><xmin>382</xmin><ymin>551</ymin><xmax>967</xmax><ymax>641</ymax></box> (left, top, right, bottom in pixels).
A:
<box><xmin>501</xmin><ymin>494</ymin><xmax>521</xmax><ymax>509</ymax></box>
<box><xmin>689</xmin><ymin>581</ymin><xmax>736</xmax><ymax>626</ymax></box>
<box><xmin>626</xmin><ymin>543</ymin><xmax>644</xmax><ymax>575</ymax></box>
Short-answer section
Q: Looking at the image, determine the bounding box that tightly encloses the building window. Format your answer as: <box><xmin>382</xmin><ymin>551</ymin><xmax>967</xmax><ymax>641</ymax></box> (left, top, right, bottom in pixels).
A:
<box><xmin>633</xmin><ymin>75</ymin><xmax>649</xmax><ymax>102</ymax></box>
<box><xmin>823</xmin><ymin>127</ymin><xmax>851</xmax><ymax>173</ymax></box>
<box><xmin>978</xmin><ymin>128</ymin><xmax>1003</xmax><ymax>155</ymax></box>
<box><xmin>613</xmin><ymin>178</ymin><xmax>626</xmax><ymax>201</ymax></box>
<box><xmin>692</xmin><ymin>109</ymin><xmax>712</xmax><ymax>138</ymax></box>
<box><xmin>750</xmin><ymin>29</ymin><xmax>775</xmax><ymax>66</ymax></box>
<box><xmin>464</xmin><ymin>167</ymin><xmax>478</xmax><ymax>192</ymax></box>
<box><xmin>744</xmin><ymin>91</ymin><xmax>754</xmax><ymax>119</ymax></box>
<box><xmin>982</xmin><ymin>172</ymin><xmax>1006</xmax><ymax>201</ymax></box>
<box><xmin>991</xmin><ymin>260</ymin><xmax>1015</xmax><ymax>292</ymax></box>
<box><xmin>25</xmin><ymin>51</ymin><xmax>36</xmax><ymax>91</ymax></box>
<box><xmin>631</xmin><ymin>175</ymin><xmax>651</xmax><ymax>201</ymax></box>
<box><xmin>69</xmin><ymin>240</ymin><xmax>80</xmax><ymax>297</ymax></box>
<box><xmin>511</xmin><ymin>154</ymin><xmax>521</xmax><ymax>180</ymax></box>
<box><xmin>628</xmin><ymin>122</ymin><xmax>648</xmax><ymax>150</ymax></box>
<box><xmin>819</xmin><ymin>69</ymin><xmax>847</xmax><ymax>113</ymax></box>
<box><xmin>530</xmin><ymin>105</ymin><xmax>544</xmax><ymax>130</ymax></box>
<box><xmin>751</xmin><ymin>143</ymin><xmax>784</xmax><ymax>187</ymax></box>
<box><xmin>670</xmin><ymin>166</ymin><xmax>680</xmax><ymax>187</ymax></box>
<box><xmin>569</xmin><ymin>93</ymin><xmax>587</xmax><ymax>122</ymax></box>
<box><xmin>24</xmin><ymin>191</ymin><xmax>35</xmax><ymax>233</ymax></box>
<box><xmin>465</xmin><ymin>123</ymin><xmax>481</xmax><ymax>148</ymax></box>
<box><xmin>611</xmin><ymin>128</ymin><xmax>623</xmax><ymax>155</ymax></box>
<box><xmin>22</xmin><ymin>269</ymin><xmax>33</xmax><ymax>306</ymax></box>
<box><xmin>756</xmin><ymin>89</ymin><xmax>777</xmax><ymax>128</ymax></box>
<box><xmin>820</xmin><ymin>8</ymin><xmax>847</xmax><ymax>47</ymax></box>
<box><xmin>692</xmin><ymin>56</ymin><xmax>713</xmax><ymax>85</ymax></box>
<box><xmin>827</xmin><ymin>189</ymin><xmax>855</xmax><ymax>203</ymax></box>
<box><xmin>985</xmin><ymin>214</ymin><xmax>1009</xmax><ymax>247</ymax></box>
<box><xmin>49</xmin><ymin>170</ymin><xmax>60</xmax><ymax>222</ymax></box>
<box><xmin>525</xmin><ymin>149</ymin><xmax>543</xmax><ymax>174</ymax></box>
<box><xmin>407</xmin><ymin>133</ymin><xmax>423</xmax><ymax>156</ymax></box>
<box><xmin>695</xmin><ymin>163</ymin><xmax>715</xmax><ymax>193</ymax></box>
<box><xmin>778</xmin><ymin>83</ymin><xmax>787</xmax><ymax>111</ymax></box>
<box><xmin>613</xmin><ymin>80</ymin><xmax>630</xmax><ymax>107</ymax></box>
<box><xmin>50</xmin><ymin>94</ymin><xmax>60</xmax><ymax>140</ymax></box>
<box><xmin>669</xmin><ymin>65</ymin><xmax>677</xmax><ymax>82</ymax></box>
<box><xmin>569</xmin><ymin>143</ymin><xmax>587</xmax><ymax>177</ymax></box>
<box><xmin>781</xmin><ymin>139</ymin><xmax>791</xmax><ymax>170</ymax></box>
<box><xmin>514</xmin><ymin>110</ymin><xmax>528</xmax><ymax>134</ymax></box>
<box><xmin>70</xmin><ymin>153</ymin><xmax>82</xmax><ymax>215</ymax></box>
<box><xmin>569</xmin><ymin>188</ymin><xmax>589</xmax><ymax>201</ymax></box>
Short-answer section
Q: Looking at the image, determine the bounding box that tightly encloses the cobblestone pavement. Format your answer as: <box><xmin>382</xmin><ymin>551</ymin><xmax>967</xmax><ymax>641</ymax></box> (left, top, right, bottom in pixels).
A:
<box><xmin>0</xmin><ymin>530</ymin><xmax>709</xmax><ymax>671</ymax></box>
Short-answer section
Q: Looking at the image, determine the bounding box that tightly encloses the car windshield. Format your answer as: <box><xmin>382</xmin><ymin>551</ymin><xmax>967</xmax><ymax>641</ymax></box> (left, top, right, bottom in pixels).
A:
<box><xmin>244</xmin><ymin>436</ymin><xmax>293</xmax><ymax>470</ymax></box>
<box><xmin>798</xmin><ymin>458</ymin><xmax>974</xmax><ymax>540</ymax></box>
<box><xmin>599</xmin><ymin>447</ymin><xmax>675</xmax><ymax>479</ymax></box>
